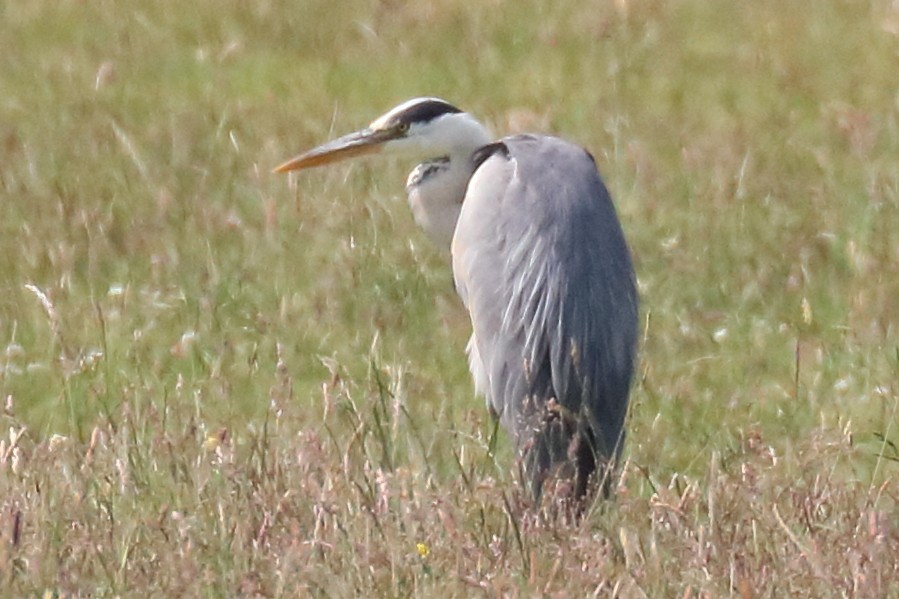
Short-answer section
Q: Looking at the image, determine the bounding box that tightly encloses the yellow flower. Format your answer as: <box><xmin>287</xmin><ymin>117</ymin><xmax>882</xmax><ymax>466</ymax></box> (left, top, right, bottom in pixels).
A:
<box><xmin>203</xmin><ymin>435</ymin><xmax>220</xmax><ymax>451</ymax></box>
<box><xmin>416</xmin><ymin>542</ymin><xmax>429</xmax><ymax>558</ymax></box>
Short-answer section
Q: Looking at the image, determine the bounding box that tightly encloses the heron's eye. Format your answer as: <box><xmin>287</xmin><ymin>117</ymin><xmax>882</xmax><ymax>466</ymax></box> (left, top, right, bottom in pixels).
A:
<box><xmin>397</xmin><ymin>122</ymin><xmax>410</xmax><ymax>135</ymax></box>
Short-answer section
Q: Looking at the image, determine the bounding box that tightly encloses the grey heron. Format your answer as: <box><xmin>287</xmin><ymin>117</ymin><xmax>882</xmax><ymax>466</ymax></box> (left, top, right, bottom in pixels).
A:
<box><xmin>275</xmin><ymin>98</ymin><xmax>638</xmax><ymax>502</ymax></box>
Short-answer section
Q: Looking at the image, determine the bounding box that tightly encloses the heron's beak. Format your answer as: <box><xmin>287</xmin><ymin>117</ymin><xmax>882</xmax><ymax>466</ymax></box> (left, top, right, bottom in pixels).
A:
<box><xmin>273</xmin><ymin>127</ymin><xmax>397</xmax><ymax>173</ymax></box>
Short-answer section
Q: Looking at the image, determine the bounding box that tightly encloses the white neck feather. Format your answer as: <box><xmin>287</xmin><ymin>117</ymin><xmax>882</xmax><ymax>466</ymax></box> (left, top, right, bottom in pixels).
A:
<box><xmin>398</xmin><ymin>113</ymin><xmax>492</xmax><ymax>249</ymax></box>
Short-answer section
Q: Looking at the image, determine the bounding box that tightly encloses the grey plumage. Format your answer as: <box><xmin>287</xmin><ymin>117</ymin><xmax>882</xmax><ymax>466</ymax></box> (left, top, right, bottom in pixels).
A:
<box><xmin>454</xmin><ymin>135</ymin><xmax>637</xmax><ymax>498</ymax></box>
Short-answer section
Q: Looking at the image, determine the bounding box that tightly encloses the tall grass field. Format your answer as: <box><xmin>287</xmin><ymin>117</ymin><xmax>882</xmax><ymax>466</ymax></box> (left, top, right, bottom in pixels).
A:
<box><xmin>1</xmin><ymin>0</ymin><xmax>897</xmax><ymax>595</ymax></box>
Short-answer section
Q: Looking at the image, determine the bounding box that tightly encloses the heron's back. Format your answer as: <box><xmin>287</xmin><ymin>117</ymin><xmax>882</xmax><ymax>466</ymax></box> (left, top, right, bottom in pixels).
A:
<box><xmin>452</xmin><ymin>134</ymin><xmax>638</xmax><ymax>498</ymax></box>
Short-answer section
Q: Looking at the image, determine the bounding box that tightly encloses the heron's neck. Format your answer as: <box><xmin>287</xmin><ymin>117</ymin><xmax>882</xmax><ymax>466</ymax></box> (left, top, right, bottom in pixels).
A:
<box><xmin>404</xmin><ymin>157</ymin><xmax>463</xmax><ymax>249</ymax></box>
<box><xmin>437</xmin><ymin>113</ymin><xmax>492</xmax><ymax>184</ymax></box>
<box><xmin>406</xmin><ymin>119</ymin><xmax>491</xmax><ymax>249</ymax></box>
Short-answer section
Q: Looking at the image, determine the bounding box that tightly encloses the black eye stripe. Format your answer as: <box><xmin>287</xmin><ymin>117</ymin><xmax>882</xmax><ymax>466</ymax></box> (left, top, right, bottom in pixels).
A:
<box><xmin>386</xmin><ymin>99</ymin><xmax>462</xmax><ymax>128</ymax></box>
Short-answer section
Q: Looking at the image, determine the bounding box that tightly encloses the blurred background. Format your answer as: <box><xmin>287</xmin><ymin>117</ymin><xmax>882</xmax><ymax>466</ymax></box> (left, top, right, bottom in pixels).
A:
<box><xmin>3</xmin><ymin>0</ymin><xmax>897</xmax><ymax>464</ymax></box>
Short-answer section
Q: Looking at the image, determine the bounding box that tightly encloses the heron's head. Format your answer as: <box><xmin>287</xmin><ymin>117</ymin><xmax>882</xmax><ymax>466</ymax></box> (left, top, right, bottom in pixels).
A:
<box><xmin>273</xmin><ymin>97</ymin><xmax>491</xmax><ymax>173</ymax></box>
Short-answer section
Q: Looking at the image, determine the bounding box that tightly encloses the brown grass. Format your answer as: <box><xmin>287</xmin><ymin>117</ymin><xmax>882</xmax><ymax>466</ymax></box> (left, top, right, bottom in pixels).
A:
<box><xmin>1</xmin><ymin>368</ymin><xmax>896</xmax><ymax>596</ymax></box>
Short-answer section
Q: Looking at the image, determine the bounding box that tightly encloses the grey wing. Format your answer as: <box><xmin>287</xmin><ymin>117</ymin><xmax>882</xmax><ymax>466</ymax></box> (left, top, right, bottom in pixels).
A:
<box><xmin>452</xmin><ymin>134</ymin><xmax>638</xmax><ymax>458</ymax></box>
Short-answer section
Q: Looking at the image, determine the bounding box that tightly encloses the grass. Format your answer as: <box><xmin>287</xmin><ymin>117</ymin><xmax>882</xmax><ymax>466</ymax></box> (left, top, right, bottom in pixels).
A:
<box><xmin>1</xmin><ymin>0</ymin><xmax>898</xmax><ymax>595</ymax></box>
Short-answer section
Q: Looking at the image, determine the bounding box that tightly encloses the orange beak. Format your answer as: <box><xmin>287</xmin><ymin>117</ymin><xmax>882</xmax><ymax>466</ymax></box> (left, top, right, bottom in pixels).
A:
<box><xmin>273</xmin><ymin>127</ymin><xmax>397</xmax><ymax>173</ymax></box>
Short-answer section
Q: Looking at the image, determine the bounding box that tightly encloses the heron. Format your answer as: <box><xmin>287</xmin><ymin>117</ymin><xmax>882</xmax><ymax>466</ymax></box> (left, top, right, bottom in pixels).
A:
<box><xmin>275</xmin><ymin>98</ymin><xmax>638</xmax><ymax>502</ymax></box>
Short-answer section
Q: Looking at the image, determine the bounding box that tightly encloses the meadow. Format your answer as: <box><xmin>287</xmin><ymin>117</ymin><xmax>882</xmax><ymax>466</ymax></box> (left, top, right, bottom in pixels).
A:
<box><xmin>1</xmin><ymin>0</ymin><xmax>897</xmax><ymax>595</ymax></box>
